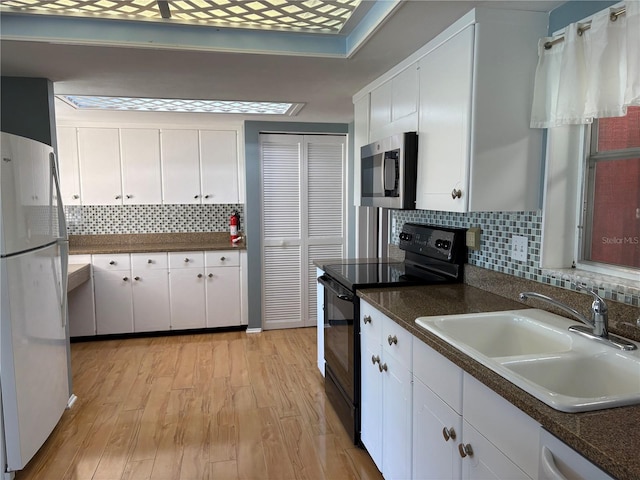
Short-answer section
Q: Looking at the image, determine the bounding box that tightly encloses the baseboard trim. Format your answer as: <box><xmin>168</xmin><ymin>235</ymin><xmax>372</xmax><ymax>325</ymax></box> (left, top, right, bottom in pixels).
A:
<box><xmin>245</xmin><ymin>328</ymin><xmax>262</xmax><ymax>334</ymax></box>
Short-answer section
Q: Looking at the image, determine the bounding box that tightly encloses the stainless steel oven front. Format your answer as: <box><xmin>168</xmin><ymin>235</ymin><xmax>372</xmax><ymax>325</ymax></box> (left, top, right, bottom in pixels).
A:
<box><xmin>317</xmin><ymin>273</ymin><xmax>360</xmax><ymax>444</ymax></box>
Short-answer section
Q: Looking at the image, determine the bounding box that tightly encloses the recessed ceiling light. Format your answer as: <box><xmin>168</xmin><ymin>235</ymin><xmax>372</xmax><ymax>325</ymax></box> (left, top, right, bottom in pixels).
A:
<box><xmin>57</xmin><ymin>95</ymin><xmax>304</xmax><ymax>115</ymax></box>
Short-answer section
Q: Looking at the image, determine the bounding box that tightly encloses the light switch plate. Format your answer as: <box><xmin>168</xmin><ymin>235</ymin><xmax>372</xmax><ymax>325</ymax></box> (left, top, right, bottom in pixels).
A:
<box><xmin>511</xmin><ymin>235</ymin><xmax>528</xmax><ymax>262</ymax></box>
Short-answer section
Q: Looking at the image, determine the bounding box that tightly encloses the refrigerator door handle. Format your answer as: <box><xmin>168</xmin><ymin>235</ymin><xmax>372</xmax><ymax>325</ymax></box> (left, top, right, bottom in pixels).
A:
<box><xmin>50</xmin><ymin>152</ymin><xmax>69</xmax><ymax>327</ymax></box>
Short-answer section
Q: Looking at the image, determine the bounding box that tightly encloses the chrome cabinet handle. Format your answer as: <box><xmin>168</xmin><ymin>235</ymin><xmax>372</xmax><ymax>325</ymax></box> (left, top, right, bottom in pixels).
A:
<box><xmin>126</xmin><ymin>194</ymin><xmax>132</xmax><ymax>199</ymax></box>
<box><xmin>371</xmin><ymin>355</ymin><xmax>380</xmax><ymax>365</ymax></box>
<box><xmin>109</xmin><ymin>260</ymin><xmax>116</xmax><ymax>265</ymax></box>
<box><xmin>451</xmin><ymin>189</ymin><xmax>462</xmax><ymax>199</ymax></box>
<box><xmin>220</xmin><ymin>256</ymin><xmax>226</xmax><ymax>261</ymax></box>
<box><xmin>458</xmin><ymin>443</ymin><xmax>473</xmax><ymax>458</ymax></box>
<box><xmin>115</xmin><ymin>194</ymin><xmax>122</xmax><ymax>199</ymax></box>
<box><xmin>72</xmin><ymin>194</ymin><xmax>80</xmax><ymax>199</ymax></box>
<box><xmin>387</xmin><ymin>335</ymin><xmax>398</xmax><ymax>346</ymax></box>
<box><xmin>197</xmin><ymin>273</ymin><xmax>203</xmax><ymax>278</ymax></box>
<box><xmin>184</xmin><ymin>258</ymin><xmax>190</xmax><ymax>263</ymax></box>
<box><xmin>122</xmin><ymin>276</ymin><xmax>129</xmax><ymax>282</ymax></box>
<box><xmin>442</xmin><ymin>427</ymin><xmax>456</xmax><ymax>441</ymax></box>
<box><xmin>363</xmin><ymin>315</ymin><xmax>372</xmax><ymax>324</ymax></box>
<box><xmin>194</xmin><ymin>194</ymin><xmax>200</xmax><ymax>199</ymax></box>
<box><xmin>204</xmin><ymin>194</ymin><xmax>210</xmax><ymax>199</ymax></box>
<box><xmin>134</xmin><ymin>276</ymin><xmax>140</xmax><ymax>281</ymax></box>
<box><xmin>208</xmin><ymin>273</ymin><xmax>214</xmax><ymax>278</ymax></box>
<box><xmin>147</xmin><ymin>259</ymin><xmax>153</xmax><ymax>264</ymax></box>
<box><xmin>378</xmin><ymin>362</ymin><xmax>387</xmax><ymax>373</ymax></box>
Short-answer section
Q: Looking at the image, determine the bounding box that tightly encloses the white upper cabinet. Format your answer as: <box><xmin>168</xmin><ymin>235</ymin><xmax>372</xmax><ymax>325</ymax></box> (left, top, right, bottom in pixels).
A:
<box><xmin>369</xmin><ymin>64</ymin><xmax>419</xmax><ymax>141</ymax></box>
<box><xmin>417</xmin><ymin>25</ymin><xmax>474</xmax><ymax>213</ymax></box>
<box><xmin>415</xmin><ymin>9</ymin><xmax>547</xmax><ymax>212</ymax></box>
<box><xmin>120</xmin><ymin>129</ymin><xmax>162</xmax><ymax>205</ymax></box>
<box><xmin>77</xmin><ymin>128</ymin><xmax>123</xmax><ymax>205</ymax></box>
<box><xmin>161</xmin><ymin>129</ymin><xmax>201</xmax><ymax>204</ymax></box>
<box><xmin>200</xmin><ymin>130</ymin><xmax>239</xmax><ymax>204</ymax></box>
<box><xmin>56</xmin><ymin>127</ymin><xmax>81</xmax><ymax>206</ymax></box>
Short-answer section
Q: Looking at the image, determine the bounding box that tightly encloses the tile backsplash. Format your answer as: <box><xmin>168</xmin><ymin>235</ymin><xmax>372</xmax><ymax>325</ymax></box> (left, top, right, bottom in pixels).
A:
<box><xmin>65</xmin><ymin>204</ymin><xmax>244</xmax><ymax>235</ymax></box>
<box><xmin>391</xmin><ymin>209</ymin><xmax>639</xmax><ymax>307</ymax></box>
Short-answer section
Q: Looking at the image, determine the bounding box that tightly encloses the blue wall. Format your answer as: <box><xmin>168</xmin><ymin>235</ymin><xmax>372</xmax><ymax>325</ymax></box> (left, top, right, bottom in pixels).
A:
<box><xmin>549</xmin><ymin>1</ymin><xmax>617</xmax><ymax>33</ymax></box>
<box><xmin>244</xmin><ymin>121</ymin><xmax>349</xmax><ymax>330</ymax></box>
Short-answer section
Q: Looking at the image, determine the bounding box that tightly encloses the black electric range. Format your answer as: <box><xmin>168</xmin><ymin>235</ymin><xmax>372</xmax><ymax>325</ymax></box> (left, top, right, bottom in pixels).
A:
<box><xmin>318</xmin><ymin>223</ymin><xmax>467</xmax><ymax>445</ymax></box>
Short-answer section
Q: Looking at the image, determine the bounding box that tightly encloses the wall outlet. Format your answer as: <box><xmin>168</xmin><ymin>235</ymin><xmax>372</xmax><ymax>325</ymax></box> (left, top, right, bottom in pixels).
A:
<box><xmin>466</xmin><ymin>226</ymin><xmax>481</xmax><ymax>250</ymax></box>
<box><xmin>511</xmin><ymin>235</ymin><xmax>528</xmax><ymax>262</ymax></box>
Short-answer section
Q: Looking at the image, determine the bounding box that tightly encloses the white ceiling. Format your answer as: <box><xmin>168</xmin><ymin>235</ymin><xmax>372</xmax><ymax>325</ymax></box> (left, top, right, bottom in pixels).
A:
<box><xmin>0</xmin><ymin>1</ymin><xmax>563</xmax><ymax>124</ymax></box>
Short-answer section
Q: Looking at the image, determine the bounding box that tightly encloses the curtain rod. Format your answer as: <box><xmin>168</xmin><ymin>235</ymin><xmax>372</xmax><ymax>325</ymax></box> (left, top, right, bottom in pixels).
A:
<box><xmin>544</xmin><ymin>6</ymin><xmax>626</xmax><ymax>50</ymax></box>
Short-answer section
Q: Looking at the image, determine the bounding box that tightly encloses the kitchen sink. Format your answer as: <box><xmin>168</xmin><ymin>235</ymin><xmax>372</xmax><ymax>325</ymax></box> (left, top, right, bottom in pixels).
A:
<box><xmin>415</xmin><ymin>309</ymin><xmax>640</xmax><ymax>412</ymax></box>
<box><xmin>415</xmin><ymin>310</ymin><xmax>574</xmax><ymax>358</ymax></box>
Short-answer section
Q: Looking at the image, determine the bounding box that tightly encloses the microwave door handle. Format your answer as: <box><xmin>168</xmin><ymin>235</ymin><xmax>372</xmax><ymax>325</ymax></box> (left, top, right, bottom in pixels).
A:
<box><xmin>383</xmin><ymin>154</ymin><xmax>396</xmax><ymax>192</ymax></box>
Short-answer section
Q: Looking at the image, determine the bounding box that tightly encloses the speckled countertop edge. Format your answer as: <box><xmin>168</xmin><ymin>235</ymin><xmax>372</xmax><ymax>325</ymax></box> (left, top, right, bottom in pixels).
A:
<box><xmin>69</xmin><ymin>233</ymin><xmax>246</xmax><ymax>255</ymax></box>
<box><xmin>357</xmin><ymin>283</ymin><xmax>640</xmax><ymax>480</ymax></box>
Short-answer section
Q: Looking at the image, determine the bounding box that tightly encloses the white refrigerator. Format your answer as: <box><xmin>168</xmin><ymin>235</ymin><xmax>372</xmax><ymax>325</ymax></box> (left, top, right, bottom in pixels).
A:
<box><xmin>0</xmin><ymin>132</ymin><xmax>72</xmax><ymax>473</ymax></box>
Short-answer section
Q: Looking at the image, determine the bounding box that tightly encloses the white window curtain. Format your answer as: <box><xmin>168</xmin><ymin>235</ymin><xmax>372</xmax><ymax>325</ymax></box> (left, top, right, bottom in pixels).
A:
<box><xmin>531</xmin><ymin>1</ymin><xmax>640</xmax><ymax>128</ymax></box>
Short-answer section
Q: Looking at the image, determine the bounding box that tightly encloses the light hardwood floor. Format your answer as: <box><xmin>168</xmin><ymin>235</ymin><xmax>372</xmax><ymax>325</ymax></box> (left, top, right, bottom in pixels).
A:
<box><xmin>15</xmin><ymin>328</ymin><xmax>382</xmax><ymax>480</ymax></box>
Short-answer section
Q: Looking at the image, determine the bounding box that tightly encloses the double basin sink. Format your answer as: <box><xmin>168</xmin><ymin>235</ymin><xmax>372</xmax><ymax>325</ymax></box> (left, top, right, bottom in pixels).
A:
<box><xmin>415</xmin><ymin>309</ymin><xmax>640</xmax><ymax>412</ymax></box>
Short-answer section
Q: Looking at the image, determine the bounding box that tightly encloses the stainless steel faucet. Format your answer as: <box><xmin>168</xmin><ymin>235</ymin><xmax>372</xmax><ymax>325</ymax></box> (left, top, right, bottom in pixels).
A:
<box><xmin>519</xmin><ymin>286</ymin><xmax>637</xmax><ymax>351</ymax></box>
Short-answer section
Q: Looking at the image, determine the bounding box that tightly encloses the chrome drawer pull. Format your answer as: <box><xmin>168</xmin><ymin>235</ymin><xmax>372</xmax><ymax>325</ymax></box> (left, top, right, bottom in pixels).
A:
<box><xmin>388</xmin><ymin>334</ymin><xmax>398</xmax><ymax>346</ymax></box>
<box><xmin>363</xmin><ymin>315</ymin><xmax>372</xmax><ymax>324</ymax></box>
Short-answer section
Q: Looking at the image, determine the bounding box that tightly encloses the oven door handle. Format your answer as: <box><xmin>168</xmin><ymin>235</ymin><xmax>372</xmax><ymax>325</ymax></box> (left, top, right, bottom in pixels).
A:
<box><xmin>317</xmin><ymin>275</ymin><xmax>354</xmax><ymax>302</ymax></box>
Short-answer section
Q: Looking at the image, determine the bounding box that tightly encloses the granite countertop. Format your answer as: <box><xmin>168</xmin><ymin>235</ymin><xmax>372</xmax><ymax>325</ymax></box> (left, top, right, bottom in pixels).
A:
<box><xmin>69</xmin><ymin>232</ymin><xmax>246</xmax><ymax>255</ymax></box>
<box><xmin>358</xmin><ymin>284</ymin><xmax>640</xmax><ymax>480</ymax></box>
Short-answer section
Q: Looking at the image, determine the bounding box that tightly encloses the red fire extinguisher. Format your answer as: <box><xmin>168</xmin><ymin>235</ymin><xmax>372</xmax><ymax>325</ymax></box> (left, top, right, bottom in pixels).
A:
<box><xmin>230</xmin><ymin>211</ymin><xmax>240</xmax><ymax>243</ymax></box>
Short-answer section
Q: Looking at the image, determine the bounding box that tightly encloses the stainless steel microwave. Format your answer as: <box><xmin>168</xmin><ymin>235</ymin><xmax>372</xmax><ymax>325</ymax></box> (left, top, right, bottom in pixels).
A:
<box><xmin>360</xmin><ymin>132</ymin><xmax>418</xmax><ymax>209</ymax></box>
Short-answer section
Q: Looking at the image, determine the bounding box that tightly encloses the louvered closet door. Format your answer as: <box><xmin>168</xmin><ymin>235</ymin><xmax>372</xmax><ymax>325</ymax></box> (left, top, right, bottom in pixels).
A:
<box><xmin>261</xmin><ymin>134</ymin><xmax>345</xmax><ymax>330</ymax></box>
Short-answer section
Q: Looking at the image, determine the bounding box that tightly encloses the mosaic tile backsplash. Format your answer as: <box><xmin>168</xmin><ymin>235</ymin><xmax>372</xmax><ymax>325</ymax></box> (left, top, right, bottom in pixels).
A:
<box><xmin>391</xmin><ymin>209</ymin><xmax>639</xmax><ymax>307</ymax></box>
<box><xmin>65</xmin><ymin>204</ymin><xmax>244</xmax><ymax>235</ymax></box>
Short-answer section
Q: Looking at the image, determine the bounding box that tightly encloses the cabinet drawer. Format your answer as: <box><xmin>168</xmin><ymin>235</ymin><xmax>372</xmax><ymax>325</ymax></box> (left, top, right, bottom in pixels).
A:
<box><xmin>92</xmin><ymin>254</ymin><xmax>131</xmax><ymax>271</ymax></box>
<box><xmin>205</xmin><ymin>250</ymin><xmax>239</xmax><ymax>267</ymax></box>
<box><xmin>360</xmin><ymin>300</ymin><xmax>383</xmax><ymax>345</ymax></box>
<box><xmin>463</xmin><ymin>373</ymin><xmax>540</xmax><ymax>479</ymax></box>
<box><xmin>382</xmin><ymin>316</ymin><xmax>412</xmax><ymax>370</ymax></box>
<box><xmin>131</xmin><ymin>252</ymin><xmax>168</xmax><ymax>271</ymax></box>
<box><xmin>169</xmin><ymin>251</ymin><xmax>204</xmax><ymax>269</ymax></box>
<box><xmin>413</xmin><ymin>337</ymin><xmax>463</xmax><ymax>414</ymax></box>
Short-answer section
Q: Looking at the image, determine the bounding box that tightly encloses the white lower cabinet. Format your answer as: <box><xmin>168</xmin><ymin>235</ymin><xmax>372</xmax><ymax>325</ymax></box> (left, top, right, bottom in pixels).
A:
<box><xmin>360</xmin><ymin>300</ymin><xmax>412</xmax><ymax>479</ymax></box>
<box><xmin>131</xmin><ymin>253</ymin><xmax>170</xmax><ymax>332</ymax></box>
<box><xmin>361</xmin><ymin>300</ymin><xmax>543</xmax><ymax>480</ymax></box>
<box><xmin>169</xmin><ymin>252</ymin><xmax>206</xmax><ymax>330</ymax></box>
<box><xmin>205</xmin><ymin>251</ymin><xmax>241</xmax><ymax>328</ymax></box>
<box><xmin>93</xmin><ymin>254</ymin><xmax>134</xmax><ymax>335</ymax></box>
<box><xmin>412</xmin><ymin>337</ymin><xmax>463</xmax><ymax>480</ymax></box>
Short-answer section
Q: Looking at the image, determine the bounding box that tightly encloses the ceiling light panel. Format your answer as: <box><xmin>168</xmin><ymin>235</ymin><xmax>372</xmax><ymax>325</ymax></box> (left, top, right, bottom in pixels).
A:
<box><xmin>57</xmin><ymin>95</ymin><xmax>303</xmax><ymax>115</ymax></box>
<box><xmin>1</xmin><ymin>0</ymin><xmax>362</xmax><ymax>33</ymax></box>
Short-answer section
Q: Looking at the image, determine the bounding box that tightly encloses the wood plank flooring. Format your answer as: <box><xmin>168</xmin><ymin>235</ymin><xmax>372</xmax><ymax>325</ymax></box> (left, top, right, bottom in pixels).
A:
<box><xmin>15</xmin><ymin>328</ymin><xmax>382</xmax><ymax>480</ymax></box>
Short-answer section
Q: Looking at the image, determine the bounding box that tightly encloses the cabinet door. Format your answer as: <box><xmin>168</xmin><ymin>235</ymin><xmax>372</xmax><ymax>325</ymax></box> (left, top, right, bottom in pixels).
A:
<box><xmin>416</xmin><ymin>25</ymin><xmax>474</xmax><ymax>212</ymax></box>
<box><xmin>360</xmin><ymin>338</ymin><xmax>383</xmax><ymax>472</ymax></box>
<box><xmin>132</xmin><ymin>270</ymin><xmax>170</xmax><ymax>332</ymax></box>
<box><xmin>316</xmin><ymin>267</ymin><xmax>325</xmax><ymax>376</ymax></box>
<box><xmin>413</xmin><ymin>378</ymin><xmax>462</xmax><ymax>480</ymax></box>
<box><xmin>381</xmin><ymin>352</ymin><xmax>413</xmax><ymax>480</ymax></box>
<box><xmin>78</xmin><ymin>128</ymin><xmax>123</xmax><ymax>205</ymax></box>
<box><xmin>169</xmin><ymin>268</ymin><xmax>206</xmax><ymax>329</ymax></box>
<box><xmin>461</xmin><ymin>421</ymin><xmax>531</xmax><ymax>480</ymax></box>
<box><xmin>161</xmin><ymin>129</ymin><xmax>201</xmax><ymax>204</ymax></box>
<box><xmin>94</xmin><ymin>270</ymin><xmax>134</xmax><ymax>334</ymax></box>
<box><xmin>200</xmin><ymin>130</ymin><xmax>238</xmax><ymax>204</ymax></box>
<box><xmin>121</xmin><ymin>128</ymin><xmax>162</xmax><ymax>204</ymax></box>
<box><xmin>369</xmin><ymin>80</ymin><xmax>392</xmax><ymax>139</ymax></box>
<box><xmin>205</xmin><ymin>266</ymin><xmax>240</xmax><ymax>328</ymax></box>
<box><xmin>56</xmin><ymin>127</ymin><xmax>81</xmax><ymax>205</ymax></box>
<box><xmin>391</xmin><ymin>64</ymin><xmax>419</xmax><ymax>122</ymax></box>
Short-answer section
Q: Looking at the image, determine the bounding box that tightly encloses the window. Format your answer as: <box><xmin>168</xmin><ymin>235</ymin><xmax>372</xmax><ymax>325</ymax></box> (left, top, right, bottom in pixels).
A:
<box><xmin>580</xmin><ymin>106</ymin><xmax>640</xmax><ymax>272</ymax></box>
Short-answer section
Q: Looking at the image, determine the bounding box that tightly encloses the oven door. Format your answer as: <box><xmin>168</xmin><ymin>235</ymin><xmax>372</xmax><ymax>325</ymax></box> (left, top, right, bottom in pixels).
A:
<box><xmin>317</xmin><ymin>274</ymin><xmax>355</xmax><ymax>400</ymax></box>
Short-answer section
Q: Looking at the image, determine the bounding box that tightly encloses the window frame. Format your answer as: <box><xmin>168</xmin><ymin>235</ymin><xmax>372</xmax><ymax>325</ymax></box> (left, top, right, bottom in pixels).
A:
<box><xmin>573</xmin><ymin>117</ymin><xmax>640</xmax><ymax>281</ymax></box>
